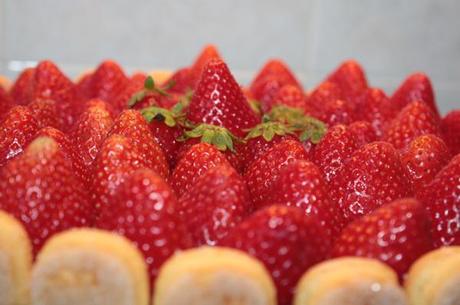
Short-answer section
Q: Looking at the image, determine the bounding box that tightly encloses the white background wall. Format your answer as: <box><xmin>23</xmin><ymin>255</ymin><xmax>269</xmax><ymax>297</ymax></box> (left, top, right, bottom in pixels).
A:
<box><xmin>0</xmin><ymin>0</ymin><xmax>459</xmax><ymax>114</ymax></box>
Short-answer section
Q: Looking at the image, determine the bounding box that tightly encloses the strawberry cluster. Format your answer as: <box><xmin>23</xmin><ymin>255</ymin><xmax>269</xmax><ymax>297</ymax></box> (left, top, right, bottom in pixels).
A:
<box><xmin>1</xmin><ymin>45</ymin><xmax>460</xmax><ymax>305</ymax></box>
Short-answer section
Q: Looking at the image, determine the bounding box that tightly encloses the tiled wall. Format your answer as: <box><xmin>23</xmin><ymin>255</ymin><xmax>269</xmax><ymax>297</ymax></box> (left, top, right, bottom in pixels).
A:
<box><xmin>1</xmin><ymin>0</ymin><xmax>459</xmax><ymax>114</ymax></box>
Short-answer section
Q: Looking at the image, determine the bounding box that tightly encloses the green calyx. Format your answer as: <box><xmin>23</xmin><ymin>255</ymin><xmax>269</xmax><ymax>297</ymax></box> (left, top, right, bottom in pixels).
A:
<box><xmin>245</xmin><ymin>121</ymin><xmax>295</xmax><ymax>142</ymax></box>
<box><xmin>171</xmin><ymin>89</ymin><xmax>193</xmax><ymax>117</ymax></box>
<box><xmin>179</xmin><ymin>124</ymin><xmax>239</xmax><ymax>152</ymax></box>
<box><xmin>248</xmin><ymin>99</ymin><xmax>262</xmax><ymax>116</ymax></box>
<box><xmin>128</xmin><ymin>76</ymin><xmax>176</xmax><ymax>108</ymax></box>
<box><xmin>140</xmin><ymin>106</ymin><xmax>178</xmax><ymax>127</ymax></box>
<box><xmin>266</xmin><ymin>105</ymin><xmax>327</xmax><ymax>144</ymax></box>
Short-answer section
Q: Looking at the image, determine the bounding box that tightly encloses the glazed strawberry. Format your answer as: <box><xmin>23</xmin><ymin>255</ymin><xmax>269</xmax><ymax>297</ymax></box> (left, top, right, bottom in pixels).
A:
<box><xmin>34</xmin><ymin>127</ymin><xmax>88</xmax><ymax>186</ymax></box>
<box><xmin>27</xmin><ymin>98</ymin><xmax>60</xmax><ymax>129</ymax></box>
<box><xmin>326</xmin><ymin>60</ymin><xmax>368</xmax><ymax>105</ymax></box>
<box><xmin>178</xmin><ymin>165</ymin><xmax>252</xmax><ymax>246</ymax></box>
<box><xmin>441</xmin><ymin>110</ymin><xmax>460</xmax><ymax>155</ymax></box>
<box><xmin>0</xmin><ymin>136</ymin><xmax>91</xmax><ymax>255</ymax></box>
<box><xmin>331</xmin><ymin>198</ymin><xmax>433</xmax><ymax>278</ymax></box>
<box><xmin>418</xmin><ymin>154</ymin><xmax>460</xmax><ymax>247</ymax></box>
<box><xmin>383</xmin><ymin>100</ymin><xmax>441</xmax><ymax>150</ymax></box>
<box><xmin>220</xmin><ymin>205</ymin><xmax>329</xmax><ymax>305</ymax></box>
<box><xmin>0</xmin><ymin>105</ymin><xmax>39</xmax><ymax>166</ymax></box>
<box><xmin>170</xmin><ymin>142</ymin><xmax>231</xmax><ymax>197</ymax></box>
<box><xmin>0</xmin><ymin>86</ymin><xmax>13</xmax><ymax>119</ymax></box>
<box><xmin>358</xmin><ymin>88</ymin><xmax>394</xmax><ymax>137</ymax></box>
<box><xmin>108</xmin><ymin>109</ymin><xmax>169</xmax><ymax>179</ymax></box>
<box><xmin>390</xmin><ymin>72</ymin><xmax>439</xmax><ymax>118</ymax></box>
<box><xmin>313</xmin><ymin>124</ymin><xmax>359</xmax><ymax>182</ymax></box>
<box><xmin>80</xmin><ymin>60</ymin><xmax>129</xmax><ymax>113</ymax></box>
<box><xmin>187</xmin><ymin>59</ymin><xmax>260</xmax><ymax>137</ymax></box>
<box><xmin>244</xmin><ymin>139</ymin><xmax>309</xmax><ymax>208</ymax></box>
<box><xmin>268</xmin><ymin>84</ymin><xmax>306</xmax><ymax>112</ymax></box>
<box><xmin>347</xmin><ymin>120</ymin><xmax>377</xmax><ymax>147</ymax></box>
<box><xmin>188</xmin><ymin>44</ymin><xmax>222</xmax><ymax>88</ymax></box>
<box><xmin>250</xmin><ymin>60</ymin><xmax>303</xmax><ymax>112</ymax></box>
<box><xmin>70</xmin><ymin>99</ymin><xmax>114</xmax><ymax>167</ymax></box>
<box><xmin>266</xmin><ymin>160</ymin><xmax>342</xmax><ymax>234</ymax></box>
<box><xmin>240</xmin><ymin>121</ymin><xmax>296</xmax><ymax>173</ymax></box>
<box><xmin>32</xmin><ymin>61</ymin><xmax>79</xmax><ymax>130</ymax></box>
<box><xmin>97</xmin><ymin>168</ymin><xmax>191</xmax><ymax>285</ymax></box>
<box><xmin>9</xmin><ymin>67</ymin><xmax>34</xmax><ymax>105</ymax></box>
<box><xmin>331</xmin><ymin>141</ymin><xmax>412</xmax><ymax>225</ymax></box>
<box><xmin>401</xmin><ymin>134</ymin><xmax>451</xmax><ymax>195</ymax></box>
<box><xmin>91</xmin><ymin>134</ymin><xmax>163</xmax><ymax>215</ymax></box>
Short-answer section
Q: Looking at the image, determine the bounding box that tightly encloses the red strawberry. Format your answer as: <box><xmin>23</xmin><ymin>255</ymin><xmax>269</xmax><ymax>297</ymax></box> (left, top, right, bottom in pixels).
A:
<box><xmin>10</xmin><ymin>68</ymin><xmax>34</xmax><ymax>105</ymax></box>
<box><xmin>358</xmin><ymin>88</ymin><xmax>394</xmax><ymax>137</ymax></box>
<box><xmin>313</xmin><ymin>124</ymin><xmax>359</xmax><ymax>182</ymax></box>
<box><xmin>418</xmin><ymin>154</ymin><xmax>460</xmax><ymax>247</ymax></box>
<box><xmin>187</xmin><ymin>59</ymin><xmax>260</xmax><ymax>137</ymax></box>
<box><xmin>331</xmin><ymin>141</ymin><xmax>412</xmax><ymax>225</ymax></box>
<box><xmin>347</xmin><ymin>120</ymin><xmax>377</xmax><ymax>147</ymax></box>
<box><xmin>266</xmin><ymin>160</ymin><xmax>342</xmax><ymax>234</ymax></box>
<box><xmin>27</xmin><ymin>98</ymin><xmax>60</xmax><ymax>129</ymax></box>
<box><xmin>170</xmin><ymin>142</ymin><xmax>231</xmax><ymax>197</ymax></box>
<box><xmin>390</xmin><ymin>72</ymin><xmax>439</xmax><ymax>118</ymax></box>
<box><xmin>115</xmin><ymin>72</ymin><xmax>147</xmax><ymax>112</ymax></box>
<box><xmin>306</xmin><ymin>81</ymin><xmax>343</xmax><ymax>116</ymax></box>
<box><xmin>0</xmin><ymin>136</ymin><xmax>91</xmax><ymax>255</ymax></box>
<box><xmin>383</xmin><ymin>100</ymin><xmax>441</xmax><ymax>150</ymax></box>
<box><xmin>75</xmin><ymin>72</ymin><xmax>93</xmax><ymax>100</ymax></box>
<box><xmin>70</xmin><ymin>99</ymin><xmax>114</xmax><ymax>167</ymax></box>
<box><xmin>34</xmin><ymin>127</ymin><xmax>88</xmax><ymax>186</ymax></box>
<box><xmin>148</xmin><ymin>119</ymin><xmax>183</xmax><ymax>168</ymax></box>
<box><xmin>0</xmin><ymin>86</ymin><xmax>13</xmax><ymax>119</ymax></box>
<box><xmin>164</xmin><ymin>67</ymin><xmax>191</xmax><ymax>94</ymax></box>
<box><xmin>91</xmin><ymin>134</ymin><xmax>163</xmax><ymax>215</ymax></box>
<box><xmin>331</xmin><ymin>198</ymin><xmax>433</xmax><ymax>279</ymax></box>
<box><xmin>240</xmin><ymin>121</ymin><xmax>296</xmax><ymax>173</ymax></box>
<box><xmin>320</xmin><ymin>98</ymin><xmax>356</xmax><ymax>126</ymax></box>
<box><xmin>401</xmin><ymin>134</ymin><xmax>451</xmax><ymax>195</ymax></box>
<box><xmin>326</xmin><ymin>60</ymin><xmax>368</xmax><ymax>105</ymax></box>
<box><xmin>108</xmin><ymin>109</ymin><xmax>169</xmax><ymax>179</ymax></box>
<box><xmin>32</xmin><ymin>61</ymin><xmax>79</xmax><ymax>130</ymax></box>
<box><xmin>251</xmin><ymin>59</ymin><xmax>302</xmax><ymax>92</ymax></box>
<box><xmin>175</xmin><ymin>135</ymin><xmax>243</xmax><ymax>173</ymax></box>
<box><xmin>244</xmin><ymin>139</ymin><xmax>309</xmax><ymax>208</ymax></box>
<box><xmin>442</xmin><ymin>110</ymin><xmax>460</xmax><ymax>155</ymax></box>
<box><xmin>97</xmin><ymin>168</ymin><xmax>191</xmax><ymax>285</ymax></box>
<box><xmin>220</xmin><ymin>205</ymin><xmax>329</xmax><ymax>305</ymax></box>
<box><xmin>189</xmin><ymin>44</ymin><xmax>222</xmax><ymax>88</ymax></box>
<box><xmin>178</xmin><ymin>165</ymin><xmax>252</xmax><ymax>246</ymax></box>
<box><xmin>81</xmin><ymin>60</ymin><xmax>129</xmax><ymax>112</ymax></box>
<box><xmin>0</xmin><ymin>105</ymin><xmax>39</xmax><ymax>166</ymax></box>
<box><xmin>250</xmin><ymin>60</ymin><xmax>303</xmax><ymax>112</ymax></box>
<box><xmin>268</xmin><ymin>84</ymin><xmax>306</xmax><ymax>112</ymax></box>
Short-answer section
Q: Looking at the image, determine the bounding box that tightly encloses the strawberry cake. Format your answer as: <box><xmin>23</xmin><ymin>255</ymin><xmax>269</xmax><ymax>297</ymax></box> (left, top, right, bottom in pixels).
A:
<box><xmin>0</xmin><ymin>45</ymin><xmax>459</xmax><ymax>305</ymax></box>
